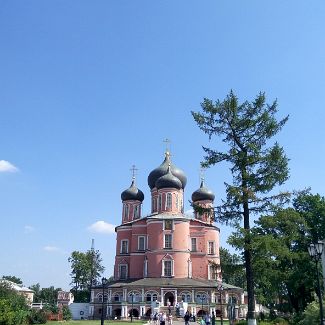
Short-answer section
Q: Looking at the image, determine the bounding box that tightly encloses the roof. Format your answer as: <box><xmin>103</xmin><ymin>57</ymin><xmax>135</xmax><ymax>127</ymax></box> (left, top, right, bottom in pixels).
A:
<box><xmin>0</xmin><ymin>279</ymin><xmax>34</xmax><ymax>293</ymax></box>
<box><xmin>116</xmin><ymin>213</ymin><xmax>220</xmax><ymax>232</ymax></box>
<box><xmin>95</xmin><ymin>277</ymin><xmax>242</xmax><ymax>291</ymax></box>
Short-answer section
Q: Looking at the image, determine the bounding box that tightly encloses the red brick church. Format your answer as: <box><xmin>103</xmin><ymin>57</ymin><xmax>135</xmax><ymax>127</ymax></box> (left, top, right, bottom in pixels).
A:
<box><xmin>90</xmin><ymin>151</ymin><xmax>244</xmax><ymax>320</ymax></box>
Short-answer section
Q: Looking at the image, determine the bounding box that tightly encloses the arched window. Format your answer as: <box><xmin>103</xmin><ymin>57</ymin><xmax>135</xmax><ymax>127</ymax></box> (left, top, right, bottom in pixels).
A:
<box><xmin>162</xmin><ymin>255</ymin><xmax>174</xmax><ymax>277</ymax></box>
<box><xmin>181</xmin><ymin>292</ymin><xmax>192</xmax><ymax>302</ymax></box>
<box><xmin>145</xmin><ymin>292</ymin><xmax>159</xmax><ymax>303</ymax></box>
<box><xmin>175</xmin><ymin>194</ymin><xmax>178</xmax><ymax>210</ymax></box>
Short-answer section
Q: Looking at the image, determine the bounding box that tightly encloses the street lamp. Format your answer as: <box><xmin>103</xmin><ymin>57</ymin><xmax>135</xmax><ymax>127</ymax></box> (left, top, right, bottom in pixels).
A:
<box><xmin>217</xmin><ymin>283</ymin><xmax>224</xmax><ymax>325</ymax></box>
<box><xmin>101</xmin><ymin>277</ymin><xmax>108</xmax><ymax>325</ymax></box>
<box><xmin>130</xmin><ymin>292</ymin><xmax>134</xmax><ymax>323</ymax></box>
<box><xmin>308</xmin><ymin>242</ymin><xmax>325</xmax><ymax>325</ymax></box>
<box><xmin>227</xmin><ymin>295</ymin><xmax>235</xmax><ymax>325</ymax></box>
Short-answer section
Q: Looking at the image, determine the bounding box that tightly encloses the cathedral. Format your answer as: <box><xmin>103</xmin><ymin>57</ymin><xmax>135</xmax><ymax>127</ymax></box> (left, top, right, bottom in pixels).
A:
<box><xmin>89</xmin><ymin>151</ymin><xmax>244</xmax><ymax>320</ymax></box>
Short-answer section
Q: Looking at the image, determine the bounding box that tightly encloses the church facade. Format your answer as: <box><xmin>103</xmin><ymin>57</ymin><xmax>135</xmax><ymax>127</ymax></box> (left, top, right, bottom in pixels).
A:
<box><xmin>89</xmin><ymin>151</ymin><xmax>244</xmax><ymax>320</ymax></box>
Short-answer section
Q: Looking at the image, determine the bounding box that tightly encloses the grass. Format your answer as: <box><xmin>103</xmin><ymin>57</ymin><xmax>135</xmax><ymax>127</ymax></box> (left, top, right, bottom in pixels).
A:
<box><xmin>48</xmin><ymin>321</ymin><xmax>147</xmax><ymax>325</ymax></box>
<box><xmin>48</xmin><ymin>321</ymin><xmax>230</xmax><ymax>325</ymax></box>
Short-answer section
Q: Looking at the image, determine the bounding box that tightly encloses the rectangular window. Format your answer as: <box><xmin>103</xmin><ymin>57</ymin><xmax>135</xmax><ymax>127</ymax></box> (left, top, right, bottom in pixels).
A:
<box><xmin>209</xmin><ymin>265</ymin><xmax>218</xmax><ymax>279</ymax></box>
<box><xmin>164</xmin><ymin>234</ymin><xmax>172</xmax><ymax>249</ymax></box>
<box><xmin>123</xmin><ymin>204</ymin><xmax>129</xmax><ymax>220</ymax></box>
<box><xmin>191</xmin><ymin>238</ymin><xmax>197</xmax><ymax>252</ymax></box>
<box><xmin>164</xmin><ymin>220</ymin><xmax>173</xmax><ymax>230</ymax></box>
<box><xmin>158</xmin><ymin>194</ymin><xmax>162</xmax><ymax>211</ymax></box>
<box><xmin>208</xmin><ymin>241</ymin><xmax>215</xmax><ymax>255</ymax></box>
<box><xmin>121</xmin><ymin>240</ymin><xmax>129</xmax><ymax>254</ymax></box>
<box><xmin>166</xmin><ymin>193</ymin><xmax>172</xmax><ymax>209</ymax></box>
<box><xmin>133</xmin><ymin>205</ymin><xmax>140</xmax><ymax>219</ymax></box>
<box><xmin>119</xmin><ymin>265</ymin><xmax>127</xmax><ymax>279</ymax></box>
<box><xmin>164</xmin><ymin>260</ymin><xmax>172</xmax><ymax>276</ymax></box>
<box><xmin>138</xmin><ymin>236</ymin><xmax>145</xmax><ymax>251</ymax></box>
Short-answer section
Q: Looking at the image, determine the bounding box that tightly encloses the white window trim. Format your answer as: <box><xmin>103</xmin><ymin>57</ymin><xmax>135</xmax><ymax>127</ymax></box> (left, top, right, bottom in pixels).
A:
<box><xmin>124</xmin><ymin>204</ymin><xmax>129</xmax><ymax>220</ymax></box>
<box><xmin>208</xmin><ymin>241</ymin><xmax>215</xmax><ymax>255</ymax></box>
<box><xmin>164</xmin><ymin>233</ymin><xmax>173</xmax><ymax>249</ymax></box>
<box><xmin>166</xmin><ymin>192</ymin><xmax>172</xmax><ymax>209</ymax></box>
<box><xmin>134</xmin><ymin>205</ymin><xmax>139</xmax><ymax>219</ymax></box>
<box><xmin>162</xmin><ymin>259</ymin><xmax>174</xmax><ymax>277</ymax></box>
<box><xmin>138</xmin><ymin>236</ymin><xmax>146</xmax><ymax>251</ymax></box>
<box><xmin>191</xmin><ymin>237</ymin><xmax>197</xmax><ymax>252</ymax></box>
<box><xmin>120</xmin><ymin>239</ymin><xmax>129</xmax><ymax>254</ymax></box>
<box><xmin>208</xmin><ymin>264</ymin><xmax>218</xmax><ymax>280</ymax></box>
<box><xmin>118</xmin><ymin>264</ymin><xmax>128</xmax><ymax>280</ymax></box>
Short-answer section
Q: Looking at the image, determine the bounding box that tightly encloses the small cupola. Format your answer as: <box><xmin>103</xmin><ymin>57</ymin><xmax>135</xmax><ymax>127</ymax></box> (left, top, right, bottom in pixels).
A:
<box><xmin>191</xmin><ymin>179</ymin><xmax>215</xmax><ymax>202</ymax></box>
<box><xmin>121</xmin><ymin>178</ymin><xmax>144</xmax><ymax>202</ymax></box>
<box><xmin>121</xmin><ymin>174</ymin><xmax>144</xmax><ymax>223</ymax></box>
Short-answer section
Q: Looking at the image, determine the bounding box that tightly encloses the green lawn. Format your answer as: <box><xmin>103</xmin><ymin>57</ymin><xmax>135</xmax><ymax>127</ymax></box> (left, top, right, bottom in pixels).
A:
<box><xmin>49</xmin><ymin>321</ymin><xmax>147</xmax><ymax>325</ymax></box>
<box><xmin>48</xmin><ymin>321</ymin><xmax>229</xmax><ymax>325</ymax></box>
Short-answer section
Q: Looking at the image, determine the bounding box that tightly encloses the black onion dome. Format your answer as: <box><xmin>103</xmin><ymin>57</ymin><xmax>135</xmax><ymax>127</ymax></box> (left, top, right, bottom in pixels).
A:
<box><xmin>147</xmin><ymin>152</ymin><xmax>187</xmax><ymax>189</ymax></box>
<box><xmin>191</xmin><ymin>180</ymin><xmax>215</xmax><ymax>202</ymax></box>
<box><xmin>121</xmin><ymin>179</ymin><xmax>144</xmax><ymax>201</ymax></box>
<box><xmin>155</xmin><ymin>166</ymin><xmax>182</xmax><ymax>190</ymax></box>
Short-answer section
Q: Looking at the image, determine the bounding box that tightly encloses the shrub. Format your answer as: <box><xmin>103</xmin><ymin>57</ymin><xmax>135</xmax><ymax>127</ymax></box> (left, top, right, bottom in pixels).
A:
<box><xmin>297</xmin><ymin>299</ymin><xmax>325</xmax><ymax>325</ymax></box>
<box><xmin>0</xmin><ymin>282</ymin><xmax>30</xmax><ymax>325</ymax></box>
<box><xmin>272</xmin><ymin>317</ymin><xmax>288</xmax><ymax>325</ymax></box>
<box><xmin>62</xmin><ymin>305</ymin><xmax>72</xmax><ymax>320</ymax></box>
<box><xmin>28</xmin><ymin>309</ymin><xmax>47</xmax><ymax>324</ymax></box>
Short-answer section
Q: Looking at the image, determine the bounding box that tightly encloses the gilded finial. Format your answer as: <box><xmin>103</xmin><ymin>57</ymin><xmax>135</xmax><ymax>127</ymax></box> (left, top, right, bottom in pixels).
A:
<box><xmin>163</xmin><ymin>138</ymin><xmax>171</xmax><ymax>155</ymax></box>
<box><xmin>130</xmin><ymin>165</ymin><xmax>138</xmax><ymax>183</ymax></box>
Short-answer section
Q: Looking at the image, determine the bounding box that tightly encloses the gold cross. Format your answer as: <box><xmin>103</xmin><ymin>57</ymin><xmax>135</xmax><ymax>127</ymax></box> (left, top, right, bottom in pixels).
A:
<box><xmin>130</xmin><ymin>165</ymin><xmax>138</xmax><ymax>179</ymax></box>
<box><xmin>163</xmin><ymin>138</ymin><xmax>171</xmax><ymax>153</ymax></box>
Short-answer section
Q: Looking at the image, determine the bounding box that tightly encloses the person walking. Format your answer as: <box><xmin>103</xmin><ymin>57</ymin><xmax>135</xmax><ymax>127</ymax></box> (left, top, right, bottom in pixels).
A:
<box><xmin>205</xmin><ymin>313</ymin><xmax>211</xmax><ymax>325</ymax></box>
<box><xmin>184</xmin><ymin>311</ymin><xmax>190</xmax><ymax>325</ymax></box>
<box><xmin>211</xmin><ymin>312</ymin><xmax>215</xmax><ymax>325</ymax></box>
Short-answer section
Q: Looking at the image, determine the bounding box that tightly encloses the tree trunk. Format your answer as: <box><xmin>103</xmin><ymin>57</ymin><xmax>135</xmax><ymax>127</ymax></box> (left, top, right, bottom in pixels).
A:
<box><xmin>243</xmin><ymin>199</ymin><xmax>257</xmax><ymax>325</ymax></box>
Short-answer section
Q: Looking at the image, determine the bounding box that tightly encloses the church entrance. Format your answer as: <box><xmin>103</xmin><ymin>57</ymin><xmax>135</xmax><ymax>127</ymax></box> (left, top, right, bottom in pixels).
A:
<box><xmin>164</xmin><ymin>292</ymin><xmax>175</xmax><ymax>306</ymax></box>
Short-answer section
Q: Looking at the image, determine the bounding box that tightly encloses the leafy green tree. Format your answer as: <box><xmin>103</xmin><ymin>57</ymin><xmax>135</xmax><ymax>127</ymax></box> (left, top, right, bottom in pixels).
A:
<box><xmin>293</xmin><ymin>192</ymin><xmax>325</xmax><ymax>242</ymax></box>
<box><xmin>39</xmin><ymin>286</ymin><xmax>61</xmax><ymax>305</ymax></box>
<box><xmin>297</xmin><ymin>298</ymin><xmax>325</xmax><ymax>325</ymax></box>
<box><xmin>0</xmin><ymin>281</ymin><xmax>29</xmax><ymax>325</ymax></box>
<box><xmin>61</xmin><ymin>305</ymin><xmax>72</xmax><ymax>321</ymax></box>
<box><xmin>220</xmin><ymin>247</ymin><xmax>246</xmax><ymax>289</ymax></box>
<box><xmin>29</xmin><ymin>283</ymin><xmax>41</xmax><ymax>303</ymax></box>
<box><xmin>229</xmin><ymin>191</ymin><xmax>325</xmax><ymax>314</ymax></box>
<box><xmin>68</xmin><ymin>249</ymin><xmax>104</xmax><ymax>302</ymax></box>
<box><xmin>2</xmin><ymin>275</ymin><xmax>23</xmax><ymax>285</ymax></box>
<box><xmin>192</xmin><ymin>91</ymin><xmax>289</xmax><ymax>325</ymax></box>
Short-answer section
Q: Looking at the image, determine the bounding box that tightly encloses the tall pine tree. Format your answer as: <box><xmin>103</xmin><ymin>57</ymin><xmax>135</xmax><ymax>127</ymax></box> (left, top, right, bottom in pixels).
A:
<box><xmin>192</xmin><ymin>91</ymin><xmax>289</xmax><ymax>325</ymax></box>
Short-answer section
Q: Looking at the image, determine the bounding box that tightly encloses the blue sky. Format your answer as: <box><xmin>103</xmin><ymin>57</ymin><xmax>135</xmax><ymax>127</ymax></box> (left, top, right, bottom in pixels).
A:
<box><xmin>1</xmin><ymin>1</ymin><xmax>324</xmax><ymax>290</ymax></box>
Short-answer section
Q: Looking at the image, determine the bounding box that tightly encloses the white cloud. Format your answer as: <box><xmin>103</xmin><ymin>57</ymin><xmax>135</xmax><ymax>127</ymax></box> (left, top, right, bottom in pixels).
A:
<box><xmin>24</xmin><ymin>225</ymin><xmax>35</xmax><ymax>233</ymax></box>
<box><xmin>88</xmin><ymin>221</ymin><xmax>116</xmax><ymax>234</ymax></box>
<box><xmin>43</xmin><ymin>246</ymin><xmax>59</xmax><ymax>252</ymax></box>
<box><xmin>0</xmin><ymin>160</ymin><xmax>19</xmax><ymax>173</ymax></box>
